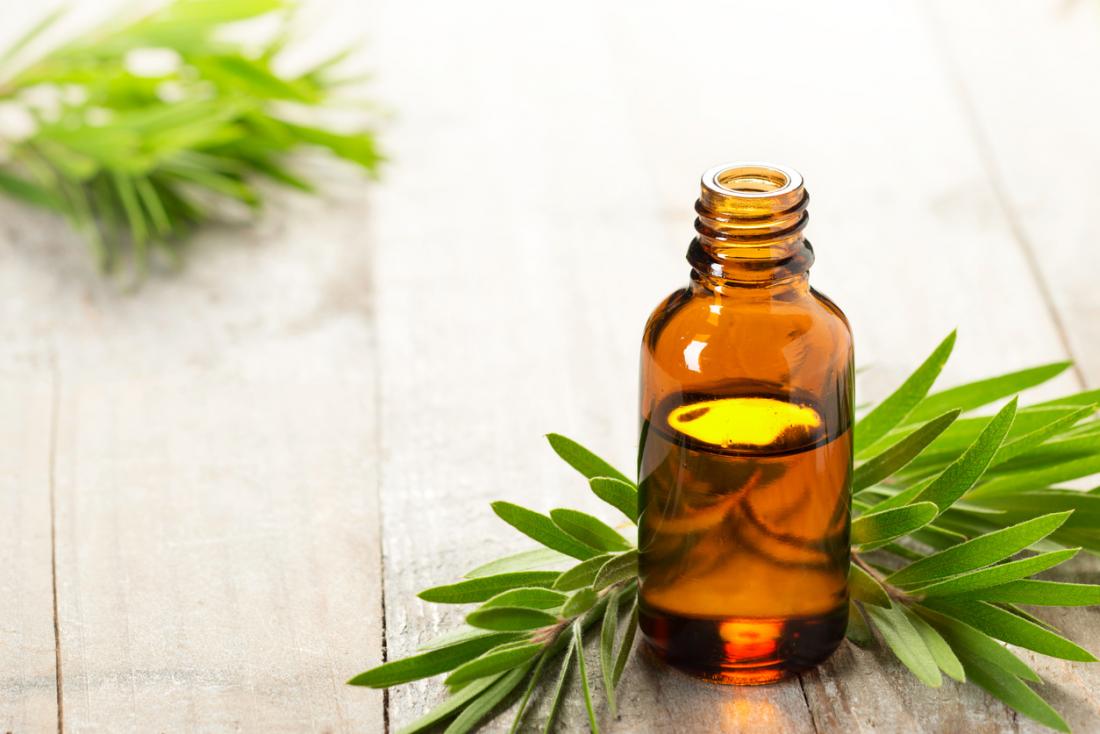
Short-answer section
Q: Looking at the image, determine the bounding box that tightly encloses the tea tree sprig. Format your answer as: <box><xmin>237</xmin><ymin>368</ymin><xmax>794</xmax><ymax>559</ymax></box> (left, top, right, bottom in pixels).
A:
<box><xmin>351</xmin><ymin>334</ymin><xmax>1100</xmax><ymax>733</ymax></box>
<box><xmin>0</xmin><ymin>0</ymin><xmax>382</xmax><ymax>275</ymax></box>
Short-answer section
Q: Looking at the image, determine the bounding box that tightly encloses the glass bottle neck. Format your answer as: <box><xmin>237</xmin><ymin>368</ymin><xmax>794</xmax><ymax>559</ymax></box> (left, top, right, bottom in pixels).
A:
<box><xmin>687</xmin><ymin>163</ymin><xmax>814</xmax><ymax>289</ymax></box>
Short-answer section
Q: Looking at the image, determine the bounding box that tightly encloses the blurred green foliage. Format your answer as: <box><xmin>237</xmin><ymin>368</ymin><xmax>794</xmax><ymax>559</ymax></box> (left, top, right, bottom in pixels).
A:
<box><xmin>0</xmin><ymin>0</ymin><xmax>382</xmax><ymax>274</ymax></box>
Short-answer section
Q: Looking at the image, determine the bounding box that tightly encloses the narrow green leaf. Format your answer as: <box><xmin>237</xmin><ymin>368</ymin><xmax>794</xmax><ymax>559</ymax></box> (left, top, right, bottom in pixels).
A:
<box><xmin>348</xmin><ymin>633</ymin><xmax>519</xmax><ymax>687</ymax></box>
<box><xmin>904</xmin><ymin>607</ymin><xmax>965</xmax><ymax>682</ymax></box>
<box><xmin>992</xmin><ymin>406</ymin><xmax>1095</xmax><ymax>467</ymax></box>
<box><xmin>849</xmin><ymin>564</ymin><xmax>891</xmax><ymax>607</ymax></box>
<box><xmin>444</xmin><ymin>662</ymin><xmax>531</xmax><ymax>734</ymax></box>
<box><xmin>853</xmin><ymin>411</ymin><xmax>959</xmax><ymax>491</ymax></box>
<box><xmin>912</xmin><ymin>549</ymin><xmax>1079</xmax><ymax>598</ymax></box>
<box><xmin>956</xmin><ymin>651</ymin><xmax>1069</xmax><ymax>732</ymax></box>
<box><xmin>611</xmin><ymin>592</ymin><xmax>638</xmax><ymax>688</ymax></box>
<box><xmin>445</xmin><ymin>642</ymin><xmax>544</xmax><ymax>687</ymax></box>
<box><xmin>865</xmin><ymin>603</ymin><xmax>942</xmax><ymax>687</ymax></box>
<box><xmin>573</xmin><ymin>620</ymin><xmax>600</xmax><ymax>733</ymax></box>
<box><xmin>886</xmin><ymin>512</ymin><xmax>1072</xmax><ymax>587</ymax></box>
<box><xmin>915</xmin><ymin>605</ymin><xmax>1040</xmax><ymax>682</ymax></box>
<box><xmin>0</xmin><ymin>6</ymin><xmax>66</xmax><ymax>67</ymax></box>
<box><xmin>547</xmin><ymin>433</ymin><xmax>632</xmax><ymax>485</ymax></box>
<box><xmin>562</xmin><ymin>588</ymin><xmax>598</xmax><ymax>618</ymax></box>
<box><xmin>554</xmin><ymin>553</ymin><xmax>616</xmax><ymax>591</ymax></box>
<box><xmin>419</xmin><ymin>572</ymin><xmax>561</xmax><ymax>604</ymax></box>
<box><xmin>492</xmin><ymin>501</ymin><xmax>599</xmax><ymax>560</ymax></box>
<box><xmin>971</xmin><ymin>453</ymin><xmax>1100</xmax><ymax>497</ymax></box>
<box><xmin>550</xmin><ymin>508</ymin><xmax>633</xmax><ymax>553</ymax></box>
<box><xmin>466</xmin><ymin>607</ymin><xmax>559</xmax><ymax>632</ymax></box>
<box><xmin>909</xmin><ymin>398</ymin><xmax>1016</xmax><ymax>511</ymax></box>
<box><xmin>962</xmin><ymin>579</ymin><xmax>1100</xmax><ymax>606</ymax></box>
<box><xmin>417</xmin><ymin>627</ymin><xmax>520</xmax><ymax>652</ymax></box>
<box><xmin>464</xmin><ymin>548</ymin><xmax>572</xmax><ymax>578</ymax></box>
<box><xmin>906</xmin><ymin>362</ymin><xmax>1071</xmax><ymax>424</ymax></box>
<box><xmin>922</xmin><ymin>598</ymin><xmax>1097</xmax><ymax>662</ymax></box>
<box><xmin>508</xmin><ymin>650</ymin><xmax>552</xmax><ymax>734</ymax></box>
<box><xmin>600</xmin><ymin>591</ymin><xmax>620</xmax><ymax>716</ymax></box>
<box><xmin>0</xmin><ymin>168</ymin><xmax>62</xmax><ymax>210</ymax></box>
<box><xmin>594</xmin><ymin>550</ymin><xmax>639</xmax><ymax>591</ymax></box>
<box><xmin>852</xmin><ymin>502</ymin><xmax>938</xmax><ymax>546</ymax></box>
<box><xmin>481</xmin><ymin>588</ymin><xmax>568</xmax><ymax>610</ymax></box>
<box><xmin>395</xmin><ymin>673</ymin><xmax>502</xmax><ymax>734</ymax></box>
<box><xmin>542</xmin><ymin>633</ymin><xmax>575</xmax><ymax>734</ymax></box>
<box><xmin>589</xmin><ymin>477</ymin><xmax>639</xmax><ymax>523</ymax></box>
<box><xmin>855</xmin><ymin>331</ymin><xmax>956</xmax><ymax>453</ymax></box>
<box><xmin>846</xmin><ymin>601</ymin><xmax>874</xmax><ymax>647</ymax></box>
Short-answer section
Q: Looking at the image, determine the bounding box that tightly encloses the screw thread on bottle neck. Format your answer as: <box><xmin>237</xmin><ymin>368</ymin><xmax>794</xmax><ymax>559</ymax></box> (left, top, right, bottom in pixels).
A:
<box><xmin>689</xmin><ymin>162</ymin><xmax>814</xmax><ymax>286</ymax></box>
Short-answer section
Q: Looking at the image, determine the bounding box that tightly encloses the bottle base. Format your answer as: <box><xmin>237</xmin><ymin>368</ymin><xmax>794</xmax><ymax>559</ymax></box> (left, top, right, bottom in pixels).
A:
<box><xmin>639</xmin><ymin>602</ymin><xmax>847</xmax><ymax>686</ymax></box>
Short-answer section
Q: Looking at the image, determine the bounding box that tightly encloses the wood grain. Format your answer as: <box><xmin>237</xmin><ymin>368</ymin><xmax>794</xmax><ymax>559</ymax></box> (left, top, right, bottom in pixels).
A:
<box><xmin>0</xmin><ymin>377</ymin><xmax>59</xmax><ymax>733</ymax></box>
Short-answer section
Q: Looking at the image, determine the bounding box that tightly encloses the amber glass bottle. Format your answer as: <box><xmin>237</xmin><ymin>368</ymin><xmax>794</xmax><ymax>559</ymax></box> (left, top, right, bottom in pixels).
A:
<box><xmin>638</xmin><ymin>163</ymin><xmax>853</xmax><ymax>684</ymax></box>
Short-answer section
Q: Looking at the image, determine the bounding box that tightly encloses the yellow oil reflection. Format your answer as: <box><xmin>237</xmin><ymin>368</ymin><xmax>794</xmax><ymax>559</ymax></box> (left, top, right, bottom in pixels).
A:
<box><xmin>668</xmin><ymin>396</ymin><xmax>822</xmax><ymax>448</ymax></box>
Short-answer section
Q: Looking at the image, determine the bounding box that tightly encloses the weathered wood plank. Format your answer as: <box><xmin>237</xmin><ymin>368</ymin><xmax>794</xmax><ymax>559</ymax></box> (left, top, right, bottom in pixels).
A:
<box><xmin>0</xmin><ymin>376</ymin><xmax>59</xmax><ymax>733</ymax></box>
<box><xmin>0</xmin><ymin>172</ymin><xmax>385</xmax><ymax>730</ymax></box>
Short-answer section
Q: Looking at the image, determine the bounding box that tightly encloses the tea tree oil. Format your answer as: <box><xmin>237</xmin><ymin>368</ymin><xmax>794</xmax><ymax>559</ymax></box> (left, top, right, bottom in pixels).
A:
<box><xmin>638</xmin><ymin>164</ymin><xmax>853</xmax><ymax>684</ymax></box>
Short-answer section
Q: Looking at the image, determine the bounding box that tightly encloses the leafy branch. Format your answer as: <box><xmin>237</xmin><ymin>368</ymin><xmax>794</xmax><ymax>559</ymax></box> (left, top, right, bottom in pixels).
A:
<box><xmin>350</xmin><ymin>333</ymin><xmax>1100</xmax><ymax>733</ymax></box>
<box><xmin>0</xmin><ymin>0</ymin><xmax>382</xmax><ymax>275</ymax></box>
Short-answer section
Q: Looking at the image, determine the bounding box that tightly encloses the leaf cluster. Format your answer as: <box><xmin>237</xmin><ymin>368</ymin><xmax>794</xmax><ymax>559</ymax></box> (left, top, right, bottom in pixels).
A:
<box><xmin>351</xmin><ymin>332</ymin><xmax>1100</xmax><ymax>732</ymax></box>
<box><xmin>0</xmin><ymin>0</ymin><xmax>382</xmax><ymax>275</ymax></box>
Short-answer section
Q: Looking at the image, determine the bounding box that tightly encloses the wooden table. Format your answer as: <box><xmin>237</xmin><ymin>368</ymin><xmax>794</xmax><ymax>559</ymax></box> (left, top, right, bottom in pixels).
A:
<box><xmin>2</xmin><ymin>0</ymin><xmax>1099</xmax><ymax>731</ymax></box>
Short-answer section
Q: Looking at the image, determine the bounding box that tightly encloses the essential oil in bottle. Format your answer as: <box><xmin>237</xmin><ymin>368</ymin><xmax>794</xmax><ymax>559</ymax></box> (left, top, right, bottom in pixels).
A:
<box><xmin>638</xmin><ymin>163</ymin><xmax>853</xmax><ymax>685</ymax></box>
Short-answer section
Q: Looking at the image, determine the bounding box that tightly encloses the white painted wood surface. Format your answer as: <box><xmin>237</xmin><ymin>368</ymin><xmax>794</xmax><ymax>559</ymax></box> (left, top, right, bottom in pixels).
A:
<box><xmin>0</xmin><ymin>0</ymin><xmax>1098</xmax><ymax>731</ymax></box>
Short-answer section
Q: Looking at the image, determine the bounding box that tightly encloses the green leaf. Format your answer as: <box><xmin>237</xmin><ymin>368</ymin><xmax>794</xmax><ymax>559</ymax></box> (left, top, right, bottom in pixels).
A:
<box><xmin>554</xmin><ymin>553</ymin><xmax>616</xmax><ymax>591</ymax></box>
<box><xmin>562</xmin><ymin>588</ymin><xmax>598</xmax><ymax>618</ymax></box>
<box><xmin>550</xmin><ymin>508</ymin><xmax>633</xmax><ymax>553</ymax></box>
<box><xmin>547</xmin><ymin>433</ymin><xmax>632</xmax><ymax>485</ymax></box>
<box><xmin>466</xmin><ymin>607</ymin><xmax>559</xmax><ymax>632</ymax></box>
<box><xmin>921</xmin><ymin>598</ymin><xmax>1097</xmax><ymax>662</ymax></box>
<box><xmin>886</xmin><ymin>512</ymin><xmax>1072</xmax><ymax>587</ymax></box>
<box><xmin>594</xmin><ymin>550</ymin><xmax>639</xmax><ymax>591</ymax></box>
<box><xmin>395</xmin><ymin>674</ymin><xmax>503</xmax><ymax>734</ymax></box>
<box><xmin>348</xmin><ymin>632</ymin><xmax>519</xmax><ymax>687</ymax></box>
<box><xmin>846</xmin><ymin>601</ymin><xmax>874</xmax><ymax>646</ymax></box>
<box><xmin>915</xmin><ymin>605</ymin><xmax>1040</xmax><ymax>682</ymax></box>
<box><xmin>992</xmin><ymin>406</ymin><xmax>1096</xmax><ymax>467</ymax></box>
<box><xmin>600</xmin><ymin>591</ymin><xmax>620</xmax><ymax>716</ymax></box>
<box><xmin>417</xmin><ymin>627</ymin><xmax>518</xmax><ymax>653</ymax></box>
<box><xmin>853</xmin><ymin>411</ymin><xmax>959</xmax><ymax>491</ymax></box>
<box><xmin>0</xmin><ymin>169</ymin><xmax>62</xmax><ymax>210</ymax></box>
<box><xmin>865</xmin><ymin>603</ymin><xmax>942</xmax><ymax>687</ymax></box>
<box><xmin>445</xmin><ymin>642</ymin><xmax>544</xmax><ymax>687</ymax></box>
<box><xmin>419</xmin><ymin>572</ymin><xmax>561</xmax><ymax>604</ymax></box>
<box><xmin>849</xmin><ymin>564</ymin><xmax>891</xmax><ymax>607</ymax></box>
<box><xmin>573</xmin><ymin>620</ymin><xmax>600</xmax><ymax>733</ymax></box>
<box><xmin>444</xmin><ymin>662</ymin><xmax>531</xmax><ymax>734</ymax></box>
<box><xmin>911</xmin><ymin>549</ymin><xmax>1079</xmax><ymax>598</ymax></box>
<box><xmin>909</xmin><ymin>398</ymin><xmax>1017</xmax><ymax>512</ymax></box>
<box><xmin>589</xmin><ymin>477</ymin><xmax>639</xmax><ymax>523</ymax></box>
<box><xmin>611</xmin><ymin>594</ymin><xmax>638</xmax><ymax>688</ymax></box>
<box><xmin>492</xmin><ymin>502</ymin><xmax>600</xmax><ymax>560</ymax></box>
<box><xmin>971</xmin><ymin>453</ymin><xmax>1100</xmax><ymax>497</ymax></box>
<box><xmin>904</xmin><ymin>607</ymin><xmax>965</xmax><ymax>682</ymax></box>
<box><xmin>464</xmin><ymin>548</ymin><xmax>571</xmax><ymax>578</ymax></box>
<box><xmin>962</xmin><ymin>579</ymin><xmax>1100</xmax><ymax>606</ymax></box>
<box><xmin>542</xmin><ymin>632</ymin><xmax>575</xmax><ymax>734</ymax></box>
<box><xmin>851</xmin><ymin>502</ymin><xmax>938</xmax><ymax>546</ymax></box>
<box><xmin>855</xmin><ymin>331</ymin><xmax>956</xmax><ymax>453</ymax></box>
<box><xmin>956</xmin><ymin>652</ymin><xmax>1069</xmax><ymax>732</ymax></box>
<box><xmin>508</xmin><ymin>650</ymin><xmax>552</xmax><ymax>734</ymax></box>
<box><xmin>905</xmin><ymin>362</ymin><xmax>1072</xmax><ymax>424</ymax></box>
<box><xmin>480</xmin><ymin>588</ymin><xmax>568</xmax><ymax>610</ymax></box>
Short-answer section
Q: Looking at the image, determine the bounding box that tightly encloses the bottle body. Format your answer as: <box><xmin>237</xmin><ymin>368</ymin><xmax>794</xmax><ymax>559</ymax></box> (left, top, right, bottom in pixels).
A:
<box><xmin>637</xmin><ymin>164</ymin><xmax>853</xmax><ymax>684</ymax></box>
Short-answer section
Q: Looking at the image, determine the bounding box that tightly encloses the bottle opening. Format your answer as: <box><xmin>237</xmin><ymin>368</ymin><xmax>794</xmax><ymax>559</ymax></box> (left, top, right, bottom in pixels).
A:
<box><xmin>704</xmin><ymin>163</ymin><xmax>802</xmax><ymax>201</ymax></box>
